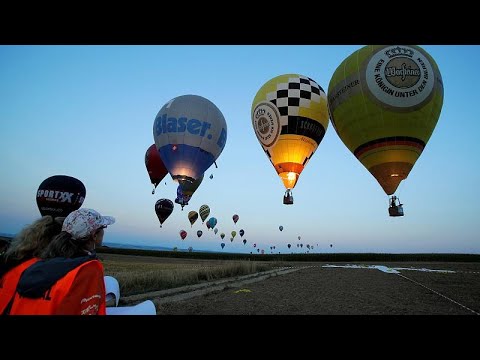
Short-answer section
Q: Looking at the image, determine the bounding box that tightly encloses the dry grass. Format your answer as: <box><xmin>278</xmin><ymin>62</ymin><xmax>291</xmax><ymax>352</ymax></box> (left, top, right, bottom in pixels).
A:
<box><xmin>102</xmin><ymin>259</ymin><xmax>273</xmax><ymax>297</ymax></box>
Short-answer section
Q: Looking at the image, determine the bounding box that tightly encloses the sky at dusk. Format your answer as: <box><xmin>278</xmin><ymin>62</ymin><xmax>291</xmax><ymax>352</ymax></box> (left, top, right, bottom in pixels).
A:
<box><xmin>1</xmin><ymin>45</ymin><xmax>478</xmax><ymax>254</ymax></box>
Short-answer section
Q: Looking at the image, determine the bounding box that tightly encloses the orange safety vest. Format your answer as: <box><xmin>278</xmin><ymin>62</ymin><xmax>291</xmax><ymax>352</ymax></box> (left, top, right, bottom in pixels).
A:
<box><xmin>9</xmin><ymin>259</ymin><xmax>106</xmax><ymax>315</ymax></box>
<box><xmin>0</xmin><ymin>257</ymin><xmax>38</xmax><ymax>314</ymax></box>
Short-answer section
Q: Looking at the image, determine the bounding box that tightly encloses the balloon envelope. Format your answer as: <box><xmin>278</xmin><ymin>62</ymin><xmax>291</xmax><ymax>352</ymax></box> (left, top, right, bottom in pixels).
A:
<box><xmin>145</xmin><ymin>144</ymin><xmax>168</xmax><ymax>194</ymax></box>
<box><xmin>36</xmin><ymin>175</ymin><xmax>86</xmax><ymax>218</ymax></box>
<box><xmin>251</xmin><ymin>74</ymin><xmax>329</xmax><ymax>193</ymax></box>
<box><xmin>239</xmin><ymin>229</ymin><xmax>245</xmax><ymax>237</ymax></box>
<box><xmin>153</xmin><ymin>95</ymin><xmax>228</xmax><ymax>189</ymax></box>
<box><xmin>243</xmin><ymin>239</ymin><xmax>247</xmax><ymax>245</ymax></box>
<box><xmin>221</xmin><ymin>243</ymin><xmax>225</xmax><ymax>249</ymax></box>
<box><xmin>197</xmin><ymin>230</ymin><xmax>203</xmax><ymax>238</ymax></box>
<box><xmin>327</xmin><ymin>45</ymin><xmax>444</xmax><ymax>195</ymax></box>
<box><xmin>188</xmin><ymin>211</ymin><xmax>198</xmax><ymax>227</ymax></box>
<box><xmin>220</xmin><ymin>233</ymin><xmax>225</xmax><ymax>239</ymax></box>
<box><xmin>155</xmin><ymin>199</ymin><xmax>174</xmax><ymax>227</ymax></box>
<box><xmin>232</xmin><ymin>214</ymin><xmax>239</xmax><ymax>224</ymax></box>
<box><xmin>199</xmin><ymin>204</ymin><xmax>210</xmax><ymax>223</ymax></box>
<box><xmin>179</xmin><ymin>230</ymin><xmax>187</xmax><ymax>240</ymax></box>
<box><xmin>279</xmin><ymin>225</ymin><xmax>283</xmax><ymax>232</ymax></box>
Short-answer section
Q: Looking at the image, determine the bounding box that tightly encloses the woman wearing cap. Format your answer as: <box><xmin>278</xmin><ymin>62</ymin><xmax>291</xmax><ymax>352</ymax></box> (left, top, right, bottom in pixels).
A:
<box><xmin>7</xmin><ymin>208</ymin><xmax>115</xmax><ymax>315</ymax></box>
<box><xmin>1</xmin><ymin>175</ymin><xmax>86</xmax><ymax>315</ymax></box>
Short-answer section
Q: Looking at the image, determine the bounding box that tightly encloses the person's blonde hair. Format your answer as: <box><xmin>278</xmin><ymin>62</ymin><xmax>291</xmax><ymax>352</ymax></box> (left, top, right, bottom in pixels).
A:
<box><xmin>4</xmin><ymin>216</ymin><xmax>63</xmax><ymax>261</ymax></box>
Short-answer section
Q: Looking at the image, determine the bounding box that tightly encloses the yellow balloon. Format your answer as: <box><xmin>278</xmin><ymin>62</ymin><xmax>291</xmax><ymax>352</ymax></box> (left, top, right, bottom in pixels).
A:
<box><xmin>251</xmin><ymin>74</ymin><xmax>329</xmax><ymax>204</ymax></box>
<box><xmin>328</xmin><ymin>45</ymin><xmax>444</xmax><ymax>195</ymax></box>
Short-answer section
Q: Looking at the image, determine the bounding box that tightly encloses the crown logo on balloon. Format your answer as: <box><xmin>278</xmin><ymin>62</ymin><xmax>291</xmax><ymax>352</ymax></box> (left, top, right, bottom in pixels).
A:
<box><xmin>385</xmin><ymin>46</ymin><xmax>414</xmax><ymax>58</ymax></box>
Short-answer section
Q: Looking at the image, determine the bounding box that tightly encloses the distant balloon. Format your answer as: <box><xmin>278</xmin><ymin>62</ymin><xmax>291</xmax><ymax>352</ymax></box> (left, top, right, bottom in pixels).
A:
<box><xmin>209</xmin><ymin>174</ymin><xmax>214</xmax><ymax>179</ymax></box>
<box><xmin>153</xmin><ymin>95</ymin><xmax>227</xmax><ymax>190</ymax></box>
<box><xmin>221</xmin><ymin>243</ymin><xmax>225</xmax><ymax>249</ymax></box>
<box><xmin>253</xmin><ymin>243</ymin><xmax>257</xmax><ymax>248</ymax></box>
<box><xmin>207</xmin><ymin>217</ymin><xmax>217</xmax><ymax>230</ymax></box>
<box><xmin>155</xmin><ymin>199</ymin><xmax>174</xmax><ymax>228</ymax></box>
<box><xmin>330</xmin><ymin>244</ymin><xmax>333</xmax><ymax>248</ymax></box>
<box><xmin>214</xmin><ymin>228</ymin><xmax>218</xmax><ymax>235</ymax></box>
<box><xmin>239</xmin><ymin>229</ymin><xmax>245</xmax><ymax>237</ymax></box>
<box><xmin>175</xmin><ymin>174</ymin><xmax>204</xmax><ymax>210</ymax></box>
<box><xmin>279</xmin><ymin>226</ymin><xmax>283</xmax><ymax>232</ymax></box>
<box><xmin>298</xmin><ymin>236</ymin><xmax>301</xmax><ymax>241</ymax></box>
<box><xmin>220</xmin><ymin>233</ymin><xmax>225</xmax><ymax>240</ymax></box>
<box><xmin>199</xmin><ymin>204</ymin><xmax>210</xmax><ymax>223</ymax></box>
<box><xmin>287</xmin><ymin>244</ymin><xmax>291</xmax><ymax>249</ymax></box>
<box><xmin>257</xmin><ymin>249</ymin><xmax>260</xmax><ymax>253</ymax></box>
<box><xmin>179</xmin><ymin>230</ymin><xmax>187</xmax><ymax>240</ymax></box>
<box><xmin>252</xmin><ymin>74</ymin><xmax>329</xmax><ymax>205</ymax></box>
<box><xmin>36</xmin><ymin>175</ymin><xmax>86</xmax><ymax>218</ymax></box>
<box><xmin>197</xmin><ymin>230</ymin><xmax>203</xmax><ymax>238</ymax></box>
<box><xmin>243</xmin><ymin>239</ymin><xmax>247</xmax><ymax>245</ymax></box>
<box><xmin>231</xmin><ymin>230</ymin><xmax>236</xmax><ymax>239</ymax></box>
<box><xmin>232</xmin><ymin>214</ymin><xmax>239</xmax><ymax>224</ymax></box>
<box><xmin>145</xmin><ymin>144</ymin><xmax>168</xmax><ymax>195</ymax></box>
<box><xmin>188</xmin><ymin>211</ymin><xmax>198</xmax><ymax>227</ymax></box>
<box><xmin>230</xmin><ymin>237</ymin><xmax>234</xmax><ymax>242</ymax></box>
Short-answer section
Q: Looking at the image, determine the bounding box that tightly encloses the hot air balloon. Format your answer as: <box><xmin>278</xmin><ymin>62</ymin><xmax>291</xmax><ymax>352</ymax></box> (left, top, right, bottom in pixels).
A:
<box><xmin>287</xmin><ymin>244</ymin><xmax>291</xmax><ymax>249</ymax></box>
<box><xmin>188</xmin><ymin>211</ymin><xmax>198</xmax><ymax>227</ymax></box>
<box><xmin>197</xmin><ymin>230</ymin><xmax>203</xmax><ymax>238</ymax></box>
<box><xmin>145</xmin><ymin>144</ymin><xmax>168</xmax><ymax>194</ymax></box>
<box><xmin>231</xmin><ymin>231</ymin><xmax>236</xmax><ymax>239</ymax></box>
<box><xmin>214</xmin><ymin>228</ymin><xmax>218</xmax><ymax>235</ymax></box>
<box><xmin>257</xmin><ymin>249</ymin><xmax>260</xmax><ymax>253</ymax></box>
<box><xmin>252</xmin><ymin>74</ymin><xmax>329</xmax><ymax>205</ymax></box>
<box><xmin>253</xmin><ymin>243</ymin><xmax>257</xmax><ymax>248</ymax></box>
<box><xmin>221</xmin><ymin>243</ymin><xmax>225</xmax><ymax>249</ymax></box>
<box><xmin>175</xmin><ymin>174</ymin><xmax>204</xmax><ymax>210</ymax></box>
<box><xmin>298</xmin><ymin>236</ymin><xmax>301</xmax><ymax>241</ymax></box>
<box><xmin>328</xmin><ymin>45</ymin><xmax>444</xmax><ymax>216</ymax></box>
<box><xmin>220</xmin><ymin>233</ymin><xmax>225</xmax><ymax>240</ymax></box>
<box><xmin>209</xmin><ymin>174</ymin><xmax>214</xmax><ymax>179</ymax></box>
<box><xmin>36</xmin><ymin>175</ymin><xmax>86</xmax><ymax>218</ymax></box>
<box><xmin>179</xmin><ymin>230</ymin><xmax>187</xmax><ymax>240</ymax></box>
<box><xmin>207</xmin><ymin>217</ymin><xmax>217</xmax><ymax>230</ymax></box>
<box><xmin>279</xmin><ymin>225</ymin><xmax>283</xmax><ymax>232</ymax></box>
<box><xmin>243</xmin><ymin>239</ymin><xmax>247</xmax><ymax>245</ymax></box>
<box><xmin>330</xmin><ymin>244</ymin><xmax>333</xmax><ymax>248</ymax></box>
<box><xmin>155</xmin><ymin>199</ymin><xmax>174</xmax><ymax>228</ymax></box>
<box><xmin>153</xmin><ymin>94</ymin><xmax>228</xmax><ymax>192</ymax></box>
<box><xmin>199</xmin><ymin>204</ymin><xmax>210</xmax><ymax>223</ymax></box>
<box><xmin>239</xmin><ymin>229</ymin><xmax>245</xmax><ymax>237</ymax></box>
<box><xmin>232</xmin><ymin>214</ymin><xmax>239</xmax><ymax>224</ymax></box>
<box><xmin>230</xmin><ymin>237</ymin><xmax>234</xmax><ymax>242</ymax></box>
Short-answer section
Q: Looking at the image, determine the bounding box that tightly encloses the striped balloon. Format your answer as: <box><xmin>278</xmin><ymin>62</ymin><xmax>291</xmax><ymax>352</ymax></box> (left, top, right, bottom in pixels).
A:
<box><xmin>187</xmin><ymin>211</ymin><xmax>198</xmax><ymax>227</ymax></box>
<box><xmin>199</xmin><ymin>204</ymin><xmax>210</xmax><ymax>223</ymax></box>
